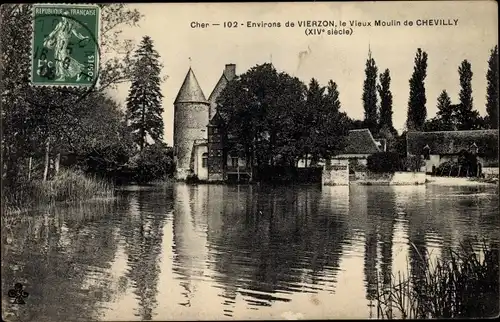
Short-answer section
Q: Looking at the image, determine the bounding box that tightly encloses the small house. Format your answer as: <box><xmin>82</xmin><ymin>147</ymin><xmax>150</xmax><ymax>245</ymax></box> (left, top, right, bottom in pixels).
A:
<box><xmin>406</xmin><ymin>129</ymin><xmax>499</xmax><ymax>176</ymax></box>
<box><xmin>331</xmin><ymin>128</ymin><xmax>382</xmax><ymax>166</ymax></box>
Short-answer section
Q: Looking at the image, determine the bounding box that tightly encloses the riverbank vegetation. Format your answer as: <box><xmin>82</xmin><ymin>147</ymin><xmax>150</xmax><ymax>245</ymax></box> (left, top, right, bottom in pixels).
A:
<box><xmin>3</xmin><ymin>169</ymin><xmax>115</xmax><ymax>212</ymax></box>
<box><xmin>375</xmin><ymin>241</ymin><xmax>499</xmax><ymax>319</ymax></box>
<box><xmin>1</xmin><ymin>5</ymin><xmax>175</xmax><ymax>210</ymax></box>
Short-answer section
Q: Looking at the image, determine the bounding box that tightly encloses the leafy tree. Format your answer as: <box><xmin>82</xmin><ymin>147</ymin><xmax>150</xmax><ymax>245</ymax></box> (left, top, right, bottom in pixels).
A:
<box><xmin>217</xmin><ymin>64</ymin><xmax>349</xmax><ymax>169</ymax></box>
<box><xmin>363</xmin><ymin>49</ymin><xmax>379</xmax><ymax>134</ymax></box>
<box><xmin>126</xmin><ymin>36</ymin><xmax>164</xmax><ymax>151</ymax></box>
<box><xmin>1</xmin><ymin>4</ymin><xmax>143</xmax><ymax>200</ymax></box>
<box><xmin>406</xmin><ymin>48</ymin><xmax>428</xmax><ymax>131</ymax></box>
<box><xmin>97</xmin><ymin>4</ymin><xmax>143</xmax><ymax>91</ymax></box>
<box><xmin>367</xmin><ymin>152</ymin><xmax>401</xmax><ymax>173</ymax></box>
<box><xmin>302</xmin><ymin>78</ymin><xmax>326</xmax><ymax>165</ymax></box>
<box><xmin>217</xmin><ymin>63</ymin><xmax>307</xmax><ymax>168</ymax></box>
<box><xmin>62</xmin><ymin>93</ymin><xmax>136</xmax><ymax>178</ymax></box>
<box><xmin>486</xmin><ymin>45</ymin><xmax>498</xmax><ymax>129</ymax></box>
<box><xmin>348</xmin><ymin>118</ymin><xmax>366</xmax><ymax>130</ymax></box>
<box><xmin>377</xmin><ymin>69</ymin><xmax>394</xmax><ymax>133</ymax></box>
<box><xmin>318</xmin><ymin>80</ymin><xmax>349</xmax><ymax>161</ymax></box>
<box><xmin>1</xmin><ymin>5</ymin><xmax>35</xmax><ymax>188</ymax></box>
<box><xmin>270</xmin><ymin>72</ymin><xmax>306</xmax><ymax>166</ymax></box>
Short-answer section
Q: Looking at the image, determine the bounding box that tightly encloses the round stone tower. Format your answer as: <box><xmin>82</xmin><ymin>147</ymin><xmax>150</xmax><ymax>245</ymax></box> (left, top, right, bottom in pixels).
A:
<box><xmin>173</xmin><ymin>67</ymin><xmax>210</xmax><ymax>180</ymax></box>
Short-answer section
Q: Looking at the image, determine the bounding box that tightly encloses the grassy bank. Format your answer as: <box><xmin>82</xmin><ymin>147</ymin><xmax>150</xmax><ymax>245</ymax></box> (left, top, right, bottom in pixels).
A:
<box><xmin>376</xmin><ymin>241</ymin><xmax>499</xmax><ymax>319</ymax></box>
<box><xmin>2</xmin><ymin>169</ymin><xmax>115</xmax><ymax>214</ymax></box>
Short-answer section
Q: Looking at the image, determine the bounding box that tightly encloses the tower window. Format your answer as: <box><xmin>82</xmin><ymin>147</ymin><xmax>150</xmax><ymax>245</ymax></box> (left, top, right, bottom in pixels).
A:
<box><xmin>231</xmin><ymin>157</ymin><xmax>238</xmax><ymax>167</ymax></box>
<box><xmin>202</xmin><ymin>153</ymin><xmax>208</xmax><ymax>168</ymax></box>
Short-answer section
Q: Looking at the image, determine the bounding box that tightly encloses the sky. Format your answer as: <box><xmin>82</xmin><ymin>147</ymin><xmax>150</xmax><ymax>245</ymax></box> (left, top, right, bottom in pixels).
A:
<box><xmin>109</xmin><ymin>1</ymin><xmax>498</xmax><ymax>146</ymax></box>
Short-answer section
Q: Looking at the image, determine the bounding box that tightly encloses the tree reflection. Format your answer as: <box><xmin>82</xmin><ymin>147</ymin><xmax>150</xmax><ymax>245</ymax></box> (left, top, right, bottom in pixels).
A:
<box><xmin>197</xmin><ymin>184</ymin><xmax>350</xmax><ymax>314</ymax></box>
<box><xmin>1</xmin><ymin>201</ymin><xmax>121</xmax><ymax>322</ymax></box>
<box><xmin>172</xmin><ymin>184</ymin><xmax>210</xmax><ymax>308</ymax></box>
<box><xmin>120</xmin><ymin>188</ymin><xmax>172</xmax><ymax>320</ymax></box>
<box><xmin>357</xmin><ymin>187</ymin><xmax>398</xmax><ymax>318</ymax></box>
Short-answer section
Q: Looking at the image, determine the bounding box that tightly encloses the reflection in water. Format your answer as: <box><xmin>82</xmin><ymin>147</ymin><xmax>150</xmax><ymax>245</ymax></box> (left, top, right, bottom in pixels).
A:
<box><xmin>201</xmin><ymin>185</ymin><xmax>350</xmax><ymax>316</ymax></box>
<box><xmin>120</xmin><ymin>189</ymin><xmax>173</xmax><ymax>320</ymax></box>
<box><xmin>2</xmin><ymin>183</ymin><xmax>498</xmax><ymax>321</ymax></box>
<box><xmin>1</xmin><ymin>201</ymin><xmax>123</xmax><ymax>322</ymax></box>
<box><xmin>172</xmin><ymin>184</ymin><xmax>209</xmax><ymax>308</ymax></box>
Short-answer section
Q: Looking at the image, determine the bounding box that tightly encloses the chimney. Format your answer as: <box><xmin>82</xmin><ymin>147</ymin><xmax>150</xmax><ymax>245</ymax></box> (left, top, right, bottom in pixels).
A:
<box><xmin>224</xmin><ymin>64</ymin><xmax>236</xmax><ymax>81</ymax></box>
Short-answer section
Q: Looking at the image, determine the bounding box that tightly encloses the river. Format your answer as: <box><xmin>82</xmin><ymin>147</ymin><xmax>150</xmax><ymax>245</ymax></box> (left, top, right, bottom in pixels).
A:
<box><xmin>2</xmin><ymin>183</ymin><xmax>498</xmax><ymax>321</ymax></box>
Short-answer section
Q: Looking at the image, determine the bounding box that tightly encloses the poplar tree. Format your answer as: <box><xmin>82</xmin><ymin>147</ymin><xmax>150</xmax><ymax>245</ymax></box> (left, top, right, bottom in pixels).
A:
<box><xmin>406</xmin><ymin>48</ymin><xmax>428</xmax><ymax>131</ymax></box>
<box><xmin>486</xmin><ymin>45</ymin><xmax>498</xmax><ymax>129</ymax></box>
<box><xmin>456</xmin><ymin>60</ymin><xmax>478</xmax><ymax>130</ymax></box>
<box><xmin>362</xmin><ymin>48</ymin><xmax>379</xmax><ymax>135</ymax></box>
<box><xmin>377</xmin><ymin>69</ymin><xmax>394</xmax><ymax>132</ymax></box>
<box><xmin>126</xmin><ymin>36</ymin><xmax>164</xmax><ymax>151</ymax></box>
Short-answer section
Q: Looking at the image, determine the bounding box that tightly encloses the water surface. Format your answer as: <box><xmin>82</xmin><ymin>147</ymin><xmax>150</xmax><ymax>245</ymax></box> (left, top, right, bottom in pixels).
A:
<box><xmin>2</xmin><ymin>184</ymin><xmax>498</xmax><ymax>321</ymax></box>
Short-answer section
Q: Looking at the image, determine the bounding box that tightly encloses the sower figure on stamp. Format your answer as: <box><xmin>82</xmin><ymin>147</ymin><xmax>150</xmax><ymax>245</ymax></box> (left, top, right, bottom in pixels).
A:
<box><xmin>43</xmin><ymin>11</ymin><xmax>89</xmax><ymax>82</ymax></box>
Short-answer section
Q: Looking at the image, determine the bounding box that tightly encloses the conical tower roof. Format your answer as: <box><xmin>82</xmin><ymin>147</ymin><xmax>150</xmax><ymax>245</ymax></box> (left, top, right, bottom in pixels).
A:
<box><xmin>174</xmin><ymin>67</ymin><xmax>208</xmax><ymax>104</ymax></box>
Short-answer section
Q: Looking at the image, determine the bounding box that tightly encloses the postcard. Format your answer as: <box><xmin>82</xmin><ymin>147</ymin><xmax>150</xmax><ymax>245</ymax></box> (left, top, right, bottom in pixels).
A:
<box><xmin>1</xmin><ymin>1</ymin><xmax>498</xmax><ymax>321</ymax></box>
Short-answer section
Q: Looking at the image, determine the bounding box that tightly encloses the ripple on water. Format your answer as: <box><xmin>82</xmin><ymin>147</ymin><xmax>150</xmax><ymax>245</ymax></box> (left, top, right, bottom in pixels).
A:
<box><xmin>2</xmin><ymin>184</ymin><xmax>498</xmax><ymax>321</ymax></box>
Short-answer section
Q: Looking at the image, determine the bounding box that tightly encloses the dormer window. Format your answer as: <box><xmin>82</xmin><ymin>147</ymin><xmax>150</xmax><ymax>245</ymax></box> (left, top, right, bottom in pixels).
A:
<box><xmin>470</xmin><ymin>142</ymin><xmax>478</xmax><ymax>155</ymax></box>
<box><xmin>422</xmin><ymin>144</ymin><xmax>431</xmax><ymax>160</ymax></box>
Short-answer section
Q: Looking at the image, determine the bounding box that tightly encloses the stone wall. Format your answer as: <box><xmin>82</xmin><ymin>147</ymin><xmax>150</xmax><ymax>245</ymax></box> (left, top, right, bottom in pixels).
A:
<box><xmin>356</xmin><ymin>171</ymin><xmax>426</xmax><ymax>185</ymax></box>
<box><xmin>322</xmin><ymin>163</ymin><xmax>349</xmax><ymax>186</ymax></box>
<box><xmin>391</xmin><ymin>172</ymin><xmax>426</xmax><ymax>185</ymax></box>
<box><xmin>483</xmin><ymin>167</ymin><xmax>499</xmax><ymax>179</ymax></box>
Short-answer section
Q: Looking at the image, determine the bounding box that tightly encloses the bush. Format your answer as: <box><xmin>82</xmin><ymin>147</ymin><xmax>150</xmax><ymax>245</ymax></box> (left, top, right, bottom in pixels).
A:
<box><xmin>129</xmin><ymin>142</ymin><xmax>175</xmax><ymax>184</ymax></box>
<box><xmin>349</xmin><ymin>158</ymin><xmax>368</xmax><ymax>172</ymax></box>
<box><xmin>367</xmin><ymin>152</ymin><xmax>401</xmax><ymax>173</ymax></box>
<box><xmin>403</xmin><ymin>155</ymin><xmax>425</xmax><ymax>172</ymax></box>
<box><xmin>435</xmin><ymin>151</ymin><xmax>480</xmax><ymax>177</ymax></box>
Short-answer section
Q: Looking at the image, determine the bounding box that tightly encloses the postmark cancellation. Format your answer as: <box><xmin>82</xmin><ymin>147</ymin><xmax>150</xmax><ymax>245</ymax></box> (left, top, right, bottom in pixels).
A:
<box><xmin>31</xmin><ymin>3</ymin><xmax>100</xmax><ymax>87</ymax></box>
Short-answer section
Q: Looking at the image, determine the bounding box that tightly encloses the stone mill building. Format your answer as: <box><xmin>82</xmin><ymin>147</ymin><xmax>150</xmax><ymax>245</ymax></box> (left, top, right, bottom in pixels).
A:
<box><xmin>173</xmin><ymin>63</ymin><xmax>248</xmax><ymax>181</ymax></box>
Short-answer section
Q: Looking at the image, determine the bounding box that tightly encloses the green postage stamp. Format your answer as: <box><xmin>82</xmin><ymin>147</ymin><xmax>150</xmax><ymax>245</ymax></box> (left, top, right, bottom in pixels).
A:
<box><xmin>31</xmin><ymin>4</ymin><xmax>100</xmax><ymax>87</ymax></box>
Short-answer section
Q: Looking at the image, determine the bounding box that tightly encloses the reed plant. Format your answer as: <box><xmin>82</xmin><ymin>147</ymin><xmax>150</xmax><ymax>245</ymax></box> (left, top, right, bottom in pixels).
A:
<box><xmin>376</xmin><ymin>241</ymin><xmax>499</xmax><ymax>319</ymax></box>
<box><xmin>2</xmin><ymin>169</ymin><xmax>115</xmax><ymax>213</ymax></box>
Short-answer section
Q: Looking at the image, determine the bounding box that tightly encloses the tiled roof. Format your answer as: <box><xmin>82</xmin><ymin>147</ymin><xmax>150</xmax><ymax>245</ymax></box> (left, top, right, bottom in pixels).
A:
<box><xmin>208</xmin><ymin>74</ymin><xmax>228</xmax><ymax>103</ymax></box>
<box><xmin>341</xmin><ymin>129</ymin><xmax>381</xmax><ymax>154</ymax></box>
<box><xmin>406</xmin><ymin>130</ymin><xmax>499</xmax><ymax>156</ymax></box>
<box><xmin>208</xmin><ymin>110</ymin><xmax>225</xmax><ymax>127</ymax></box>
<box><xmin>174</xmin><ymin>68</ymin><xmax>208</xmax><ymax>104</ymax></box>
